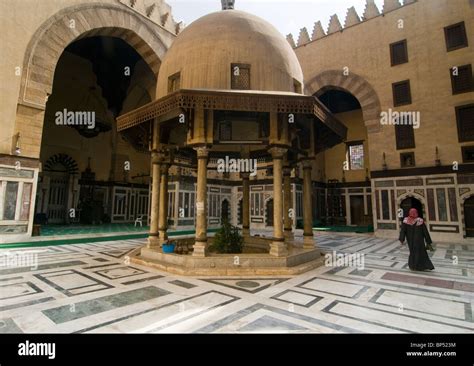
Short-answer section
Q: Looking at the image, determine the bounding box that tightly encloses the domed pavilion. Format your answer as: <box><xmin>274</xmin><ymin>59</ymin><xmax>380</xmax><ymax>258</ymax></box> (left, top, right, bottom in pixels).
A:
<box><xmin>117</xmin><ymin>0</ymin><xmax>347</xmax><ymax>274</ymax></box>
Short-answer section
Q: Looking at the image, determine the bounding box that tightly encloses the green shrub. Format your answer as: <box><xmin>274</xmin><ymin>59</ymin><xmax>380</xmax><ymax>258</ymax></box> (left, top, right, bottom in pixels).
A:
<box><xmin>209</xmin><ymin>220</ymin><xmax>243</xmax><ymax>254</ymax></box>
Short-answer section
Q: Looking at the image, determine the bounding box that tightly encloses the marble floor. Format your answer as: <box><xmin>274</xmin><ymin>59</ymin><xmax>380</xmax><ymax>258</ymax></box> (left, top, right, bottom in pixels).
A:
<box><xmin>0</xmin><ymin>232</ymin><xmax>473</xmax><ymax>333</ymax></box>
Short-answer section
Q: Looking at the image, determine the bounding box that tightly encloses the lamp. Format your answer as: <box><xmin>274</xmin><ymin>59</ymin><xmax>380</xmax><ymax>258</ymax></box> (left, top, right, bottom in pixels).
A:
<box><xmin>435</xmin><ymin>146</ymin><xmax>441</xmax><ymax>167</ymax></box>
<box><xmin>14</xmin><ymin>133</ymin><xmax>21</xmax><ymax>155</ymax></box>
<box><xmin>221</xmin><ymin>0</ymin><xmax>235</xmax><ymax>10</ymax></box>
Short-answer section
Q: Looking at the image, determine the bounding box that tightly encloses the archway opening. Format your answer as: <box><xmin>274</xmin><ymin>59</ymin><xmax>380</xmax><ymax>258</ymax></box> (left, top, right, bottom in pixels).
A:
<box><xmin>400</xmin><ymin>197</ymin><xmax>424</xmax><ymax>220</ymax></box>
<box><xmin>266</xmin><ymin>199</ymin><xmax>274</xmax><ymax>227</ymax></box>
<box><xmin>316</xmin><ymin>88</ymin><xmax>371</xmax><ymax>227</ymax></box>
<box><xmin>464</xmin><ymin>196</ymin><xmax>474</xmax><ymax>237</ymax></box>
<box><xmin>221</xmin><ymin>199</ymin><xmax>230</xmax><ymax>223</ymax></box>
<box><xmin>238</xmin><ymin>199</ymin><xmax>243</xmax><ymax>225</ymax></box>
<box><xmin>37</xmin><ymin>35</ymin><xmax>157</xmax><ymax>230</ymax></box>
<box><xmin>318</xmin><ymin>89</ymin><xmax>361</xmax><ymax>114</ymax></box>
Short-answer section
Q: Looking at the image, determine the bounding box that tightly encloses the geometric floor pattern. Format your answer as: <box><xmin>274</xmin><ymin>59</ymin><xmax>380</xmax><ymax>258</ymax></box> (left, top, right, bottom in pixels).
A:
<box><xmin>0</xmin><ymin>233</ymin><xmax>473</xmax><ymax>333</ymax></box>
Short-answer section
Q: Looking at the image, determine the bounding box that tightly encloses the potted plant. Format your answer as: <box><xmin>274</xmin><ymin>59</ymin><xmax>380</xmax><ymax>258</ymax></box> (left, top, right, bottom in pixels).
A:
<box><xmin>208</xmin><ymin>220</ymin><xmax>243</xmax><ymax>254</ymax></box>
<box><xmin>162</xmin><ymin>239</ymin><xmax>176</xmax><ymax>254</ymax></box>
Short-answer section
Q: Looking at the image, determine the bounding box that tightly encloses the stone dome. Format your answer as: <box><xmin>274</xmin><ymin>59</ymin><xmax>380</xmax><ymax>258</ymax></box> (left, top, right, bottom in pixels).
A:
<box><xmin>156</xmin><ymin>9</ymin><xmax>304</xmax><ymax>98</ymax></box>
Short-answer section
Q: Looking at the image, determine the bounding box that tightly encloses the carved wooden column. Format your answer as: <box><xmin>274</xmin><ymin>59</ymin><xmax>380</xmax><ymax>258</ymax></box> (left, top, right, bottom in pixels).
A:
<box><xmin>241</xmin><ymin>172</ymin><xmax>250</xmax><ymax>237</ymax></box>
<box><xmin>302</xmin><ymin>158</ymin><xmax>314</xmax><ymax>249</ymax></box>
<box><xmin>269</xmin><ymin>147</ymin><xmax>287</xmax><ymax>257</ymax></box>
<box><xmin>147</xmin><ymin>150</ymin><xmax>161</xmax><ymax>248</ymax></box>
<box><xmin>193</xmin><ymin>147</ymin><xmax>209</xmax><ymax>257</ymax></box>
<box><xmin>158</xmin><ymin>162</ymin><xmax>170</xmax><ymax>245</ymax></box>
<box><xmin>283</xmin><ymin>165</ymin><xmax>293</xmax><ymax>240</ymax></box>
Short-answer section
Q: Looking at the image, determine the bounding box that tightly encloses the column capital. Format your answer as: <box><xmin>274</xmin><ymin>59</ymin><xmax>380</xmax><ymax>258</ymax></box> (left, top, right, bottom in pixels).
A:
<box><xmin>283</xmin><ymin>166</ymin><xmax>292</xmax><ymax>177</ymax></box>
<box><xmin>194</xmin><ymin>146</ymin><xmax>210</xmax><ymax>159</ymax></box>
<box><xmin>160</xmin><ymin>162</ymin><xmax>170</xmax><ymax>174</ymax></box>
<box><xmin>269</xmin><ymin>147</ymin><xmax>287</xmax><ymax>159</ymax></box>
<box><xmin>151</xmin><ymin>150</ymin><xmax>162</xmax><ymax>165</ymax></box>
<box><xmin>240</xmin><ymin>172</ymin><xmax>250</xmax><ymax>179</ymax></box>
<box><xmin>301</xmin><ymin>158</ymin><xmax>314</xmax><ymax>170</ymax></box>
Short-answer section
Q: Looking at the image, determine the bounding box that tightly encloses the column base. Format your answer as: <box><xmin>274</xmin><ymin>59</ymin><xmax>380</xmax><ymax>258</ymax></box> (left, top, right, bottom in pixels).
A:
<box><xmin>270</xmin><ymin>240</ymin><xmax>288</xmax><ymax>257</ymax></box>
<box><xmin>242</xmin><ymin>228</ymin><xmax>250</xmax><ymax>237</ymax></box>
<box><xmin>284</xmin><ymin>229</ymin><xmax>294</xmax><ymax>239</ymax></box>
<box><xmin>147</xmin><ymin>235</ymin><xmax>160</xmax><ymax>248</ymax></box>
<box><xmin>193</xmin><ymin>241</ymin><xmax>208</xmax><ymax>257</ymax></box>
<box><xmin>158</xmin><ymin>230</ymin><xmax>168</xmax><ymax>243</ymax></box>
<box><xmin>303</xmin><ymin>235</ymin><xmax>315</xmax><ymax>249</ymax></box>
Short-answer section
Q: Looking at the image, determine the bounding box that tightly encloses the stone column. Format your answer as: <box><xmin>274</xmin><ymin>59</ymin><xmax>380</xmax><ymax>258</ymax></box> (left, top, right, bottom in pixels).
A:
<box><xmin>302</xmin><ymin>158</ymin><xmax>314</xmax><ymax>249</ymax></box>
<box><xmin>193</xmin><ymin>147</ymin><xmax>209</xmax><ymax>257</ymax></box>
<box><xmin>283</xmin><ymin>166</ymin><xmax>294</xmax><ymax>240</ymax></box>
<box><xmin>269</xmin><ymin>147</ymin><xmax>287</xmax><ymax>257</ymax></box>
<box><xmin>241</xmin><ymin>172</ymin><xmax>250</xmax><ymax>237</ymax></box>
<box><xmin>158</xmin><ymin>162</ymin><xmax>170</xmax><ymax>245</ymax></box>
<box><xmin>147</xmin><ymin>150</ymin><xmax>161</xmax><ymax>248</ymax></box>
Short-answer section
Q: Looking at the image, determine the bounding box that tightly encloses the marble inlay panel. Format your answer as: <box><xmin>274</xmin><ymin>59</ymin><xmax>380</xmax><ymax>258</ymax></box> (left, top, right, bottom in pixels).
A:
<box><xmin>42</xmin><ymin>286</ymin><xmax>170</xmax><ymax>324</ymax></box>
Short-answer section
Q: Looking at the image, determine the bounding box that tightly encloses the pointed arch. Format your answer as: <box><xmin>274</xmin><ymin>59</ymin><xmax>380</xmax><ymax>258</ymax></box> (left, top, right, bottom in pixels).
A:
<box><xmin>306</xmin><ymin>70</ymin><xmax>382</xmax><ymax>133</ymax></box>
<box><xmin>18</xmin><ymin>2</ymin><xmax>175</xmax><ymax>110</ymax></box>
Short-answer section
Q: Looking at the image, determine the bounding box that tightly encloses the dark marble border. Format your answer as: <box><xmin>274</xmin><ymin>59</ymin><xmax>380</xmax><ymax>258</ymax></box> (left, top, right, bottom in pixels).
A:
<box><xmin>270</xmin><ymin>289</ymin><xmax>323</xmax><ymax>308</ymax></box>
<box><xmin>34</xmin><ymin>269</ymin><xmax>113</xmax><ymax>297</ymax></box>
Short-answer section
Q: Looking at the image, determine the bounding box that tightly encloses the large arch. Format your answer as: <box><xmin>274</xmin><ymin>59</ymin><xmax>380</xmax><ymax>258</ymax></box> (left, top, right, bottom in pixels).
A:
<box><xmin>305</xmin><ymin>70</ymin><xmax>382</xmax><ymax>133</ymax></box>
<box><xmin>18</xmin><ymin>2</ymin><xmax>174</xmax><ymax>110</ymax></box>
<box><xmin>460</xmin><ymin>192</ymin><xmax>474</xmax><ymax>238</ymax></box>
<box><xmin>396</xmin><ymin>191</ymin><xmax>427</xmax><ymax>230</ymax></box>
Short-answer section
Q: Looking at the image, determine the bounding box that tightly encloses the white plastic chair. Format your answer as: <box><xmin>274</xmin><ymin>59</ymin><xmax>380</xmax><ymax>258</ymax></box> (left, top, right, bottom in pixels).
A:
<box><xmin>134</xmin><ymin>216</ymin><xmax>143</xmax><ymax>227</ymax></box>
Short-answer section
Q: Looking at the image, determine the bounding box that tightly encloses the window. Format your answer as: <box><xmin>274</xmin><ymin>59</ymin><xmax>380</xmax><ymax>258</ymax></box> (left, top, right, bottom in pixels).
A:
<box><xmin>451</xmin><ymin>64</ymin><xmax>474</xmax><ymax>94</ymax></box>
<box><xmin>296</xmin><ymin>191</ymin><xmax>303</xmax><ymax>217</ymax></box>
<box><xmin>392</xmin><ymin>80</ymin><xmax>412</xmax><ymax>106</ymax></box>
<box><xmin>456</xmin><ymin>104</ymin><xmax>474</xmax><ymax>142</ymax></box>
<box><xmin>167</xmin><ymin>72</ymin><xmax>180</xmax><ymax>93</ymax></box>
<box><xmin>178</xmin><ymin>192</ymin><xmax>196</xmax><ymax>218</ymax></box>
<box><xmin>167</xmin><ymin>191</ymin><xmax>175</xmax><ymax>218</ymax></box>
<box><xmin>395</xmin><ymin>124</ymin><xmax>415</xmax><ymax>150</ymax></box>
<box><xmin>381</xmin><ymin>190</ymin><xmax>390</xmax><ymax>220</ymax></box>
<box><xmin>293</xmin><ymin>79</ymin><xmax>302</xmax><ymax>93</ymax></box>
<box><xmin>208</xmin><ymin>194</ymin><xmax>220</xmax><ymax>218</ymax></box>
<box><xmin>437</xmin><ymin>189</ymin><xmax>448</xmax><ymax>222</ymax></box>
<box><xmin>462</xmin><ymin>146</ymin><xmax>474</xmax><ymax>163</ymax></box>
<box><xmin>218</xmin><ymin>121</ymin><xmax>232</xmax><ymax>141</ymax></box>
<box><xmin>347</xmin><ymin>142</ymin><xmax>364</xmax><ymax>170</ymax></box>
<box><xmin>400</xmin><ymin>152</ymin><xmax>415</xmax><ymax>168</ymax></box>
<box><xmin>3</xmin><ymin>182</ymin><xmax>19</xmax><ymax>220</ymax></box>
<box><xmin>444</xmin><ymin>22</ymin><xmax>468</xmax><ymax>52</ymax></box>
<box><xmin>250</xmin><ymin>192</ymin><xmax>264</xmax><ymax>216</ymax></box>
<box><xmin>231</xmin><ymin>63</ymin><xmax>250</xmax><ymax>90</ymax></box>
<box><xmin>390</xmin><ymin>40</ymin><xmax>408</xmax><ymax>66</ymax></box>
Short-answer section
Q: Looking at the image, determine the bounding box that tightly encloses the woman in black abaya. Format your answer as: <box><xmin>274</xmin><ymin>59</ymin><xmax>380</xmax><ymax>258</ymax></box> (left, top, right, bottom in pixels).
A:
<box><xmin>399</xmin><ymin>208</ymin><xmax>435</xmax><ymax>271</ymax></box>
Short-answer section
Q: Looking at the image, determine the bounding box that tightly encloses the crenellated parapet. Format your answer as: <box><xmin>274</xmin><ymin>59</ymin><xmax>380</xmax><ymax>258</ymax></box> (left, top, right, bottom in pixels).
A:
<box><xmin>119</xmin><ymin>0</ymin><xmax>185</xmax><ymax>35</ymax></box>
<box><xmin>363</xmin><ymin>0</ymin><xmax>381</xmax><ymax>20</ymax></box>
<box><xmin>297</xmin><ymin>27</ymin><xmax>311</xmax><ymax>47</ymax></box>
<box><xmin>327</xmin><ymin>14</ymin><xmax>343</xmax><ymax>34</ymax></box>
<box><xmin>287</xmin><ymin>0</ymin><xmax>417</xmax><ymax>48</ymax></box>
<box><xmin>311</xmin><ymin>21</ymin><xmax>326</xmax><ymax>40</ymax></box>
<box><xmin>344</xmin><ymin>6</ymin><xmax>361</xmax><ymax>27</ymax></box>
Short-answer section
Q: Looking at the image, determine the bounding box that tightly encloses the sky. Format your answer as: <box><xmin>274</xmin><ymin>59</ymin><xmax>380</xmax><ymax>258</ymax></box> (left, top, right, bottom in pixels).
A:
<box><xmin>166</xmin><ymin>0</ymin><xmax>386</xmax><ymax>38</ymax></box>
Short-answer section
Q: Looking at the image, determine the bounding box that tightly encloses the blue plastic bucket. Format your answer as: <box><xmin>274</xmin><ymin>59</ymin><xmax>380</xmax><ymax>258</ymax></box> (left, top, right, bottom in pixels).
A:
<box><xmin>162</xmin><ymin>243</ymin><xmax>175</xmax><ymax>253</ymax></box>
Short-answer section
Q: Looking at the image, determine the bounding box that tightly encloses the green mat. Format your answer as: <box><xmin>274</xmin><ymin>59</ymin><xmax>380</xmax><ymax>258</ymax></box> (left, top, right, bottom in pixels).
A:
<box><xmin>313</xmin><ymin>226</ymin><xmax>374</xmax><ymax>233</ymax></box>
<box><xmin>0</xmin><ymin>228</ymin><xmax>219</xmax><ymax>249</ymax></box>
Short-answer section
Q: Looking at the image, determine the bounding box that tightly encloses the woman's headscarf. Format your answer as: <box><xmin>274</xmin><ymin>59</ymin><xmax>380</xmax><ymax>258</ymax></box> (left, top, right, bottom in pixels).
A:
<box><xmin>403</xmin><ymin>208</ymin><xmax>424</xmax><ymax>226</ymax></box>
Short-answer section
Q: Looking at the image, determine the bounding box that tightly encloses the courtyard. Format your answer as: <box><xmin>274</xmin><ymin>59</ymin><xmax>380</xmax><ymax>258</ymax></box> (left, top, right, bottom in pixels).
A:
<box><xmin>1</xmin><ymin>232</ymin><xmax>472</xmax><ymax>334</ymax></box>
